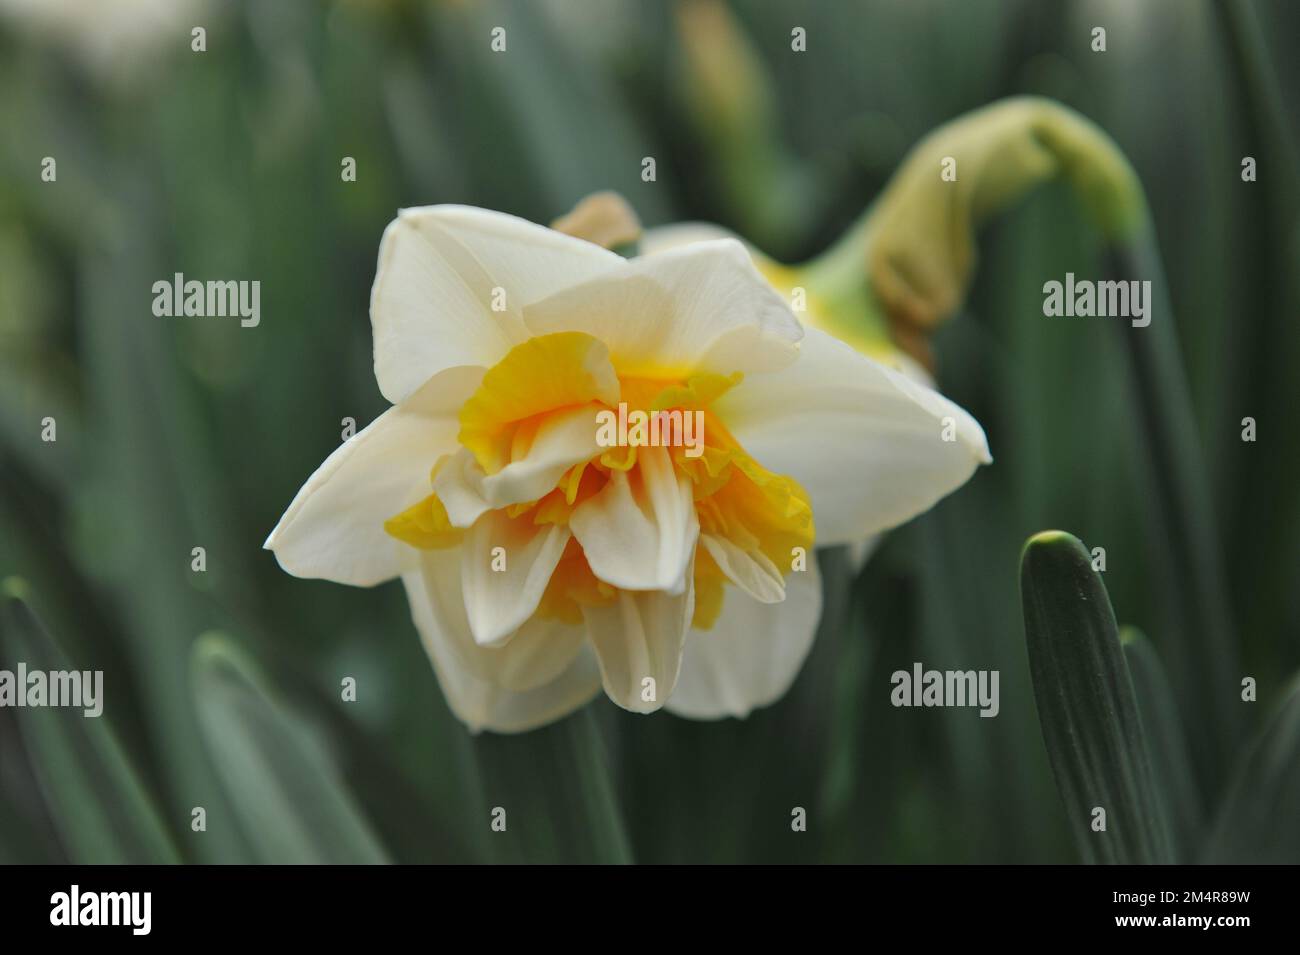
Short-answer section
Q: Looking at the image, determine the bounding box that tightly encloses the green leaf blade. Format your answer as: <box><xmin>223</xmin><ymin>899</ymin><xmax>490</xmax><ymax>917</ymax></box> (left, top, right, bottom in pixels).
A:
<box><xmin>191</xmin><ymin>632</ymin><xmax>389</xmax><ymax>865</ymax></box>
<box><xmin>1204</xmin><ymin>674</ymin><xmax>1300</xmax><ymax>863</ymax></box>
<box><xmin>1020</xmin><ymin>531</ymin><xmax>1172</xmax><ymax>864</ymax></box>
<box><xmin>0</xmin><ymin>594</ymin><xmax>181</xmax><ymax>864</ymax></box>
<box><xmin>1120</xmin><ymin>627</ymin><xmax>1204</xmax><ymax>862</ymax></box>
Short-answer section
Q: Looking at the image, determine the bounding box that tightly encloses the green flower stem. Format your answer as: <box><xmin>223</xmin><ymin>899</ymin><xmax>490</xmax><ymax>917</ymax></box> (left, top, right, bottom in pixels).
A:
<box><xmin>471</xmin><ymin>709</ymin><xmax>633</xmax><ymax>864</ymax></box>
<box><xmin>797</xmin><ymin>98</ymin><xmax>1149</xmax><ymax>360</ymax></box>
<box><xmin>800</xmin><ymin>97</ymin><xmax>1241</xmax><ymax>797</ymax></box>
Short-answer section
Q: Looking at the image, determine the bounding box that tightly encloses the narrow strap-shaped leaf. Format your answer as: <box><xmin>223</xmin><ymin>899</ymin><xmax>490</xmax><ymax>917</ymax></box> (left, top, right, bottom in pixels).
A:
<box><xmin>1020</xmin><ymin>531</ymin><xmax>1172</xmax><ymax>863</ymax></box>
<box><xmin>1111</xmin><ymin>237</ymin><xmax>1242</xmax><ymax>791</ymax></box>
<box><xmin>1204</xmin><ymin>674</ymin><xmax>1300</xmax><ymax>863</ymax></box>
<box><xmin>0</xmin><ymin>593</ymin><xmax>181</xmax><ymax>863</ymax></box>
<box><xmin>1120</xmin><ymin>627</ymin><xmax>1204</xmax><ymax>862</ymax></box>
<box><xmin>191</xmin><ymin>632</ymin><xmax>389</xmax><ymax>864</ymax></box>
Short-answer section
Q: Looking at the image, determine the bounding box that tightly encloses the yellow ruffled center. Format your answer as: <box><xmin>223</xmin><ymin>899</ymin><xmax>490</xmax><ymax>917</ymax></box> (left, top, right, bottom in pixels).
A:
<box><xmin>384</xmin><ymin>331</ymin><xmax>814</xmax><ymax>629</ymax></box>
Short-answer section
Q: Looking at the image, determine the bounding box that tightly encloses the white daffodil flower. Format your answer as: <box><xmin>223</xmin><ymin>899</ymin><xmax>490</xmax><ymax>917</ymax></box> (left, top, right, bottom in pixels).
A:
<box><xmin>266</xmin><ymin>206</ymin><xmax>990</xmax><ymax>733</ymax></box>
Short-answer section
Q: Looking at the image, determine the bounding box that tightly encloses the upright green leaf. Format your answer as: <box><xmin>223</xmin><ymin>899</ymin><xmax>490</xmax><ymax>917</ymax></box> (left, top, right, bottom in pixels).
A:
<box><xmin>1204</xmin><ymin>674</ymin><xmax>1300</xmax><ymax>863</ymax></box>
<box><xmin>0</xmin><ymin>591</ymin><xmax>180</xmax><ymax>863</ymax></box>
<box><xmin>191</xmin><ymin>632</ymin><xmax>389</xmax><ymax>864</ymax></box>
<box><xmin>1020</xmin><ymin>531</ymin><xmax>1172</xmax><ymax>863</ymax></box>
<box><xmin>1120</xmin><ymin>627</ymin><xmax>1204</xmax><ymax>861</ymax></box>
<box><xmin>1112</xmin><ymin>235</ymin><xmax>1242</xmax><ymax>791</ymax></box>
<box><xmin>77</xmin><ymin>230</ymin><xmax>256</xmax><ymax>863</ymax></box>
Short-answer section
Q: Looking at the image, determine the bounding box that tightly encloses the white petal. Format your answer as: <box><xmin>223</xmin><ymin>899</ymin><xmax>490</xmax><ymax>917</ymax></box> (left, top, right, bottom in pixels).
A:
<box><xmin>569</xmin><ymin>446</ymin><xmax>699</xmax><ymax>594</ymax></box>
<box><xmin>402</xmin><ymin>564</ymin><xmax>599</xmax><ymax>734</ymax></box>
<box><xmin>371</xmin><ymin>205</ymin><xmax>624</xmax><ymax>404</ymax></box>
<box><xmin>523</xmin><ymin>238</ymin><xmax>802</xmax><ymax>377</ymax></box>
<box><xmin>431</xmin><ymin>447</ymin><xmax>494</xmax><ymax>529</ymax></box>
<box><xmin>264</xmin><ymin>365</ymin><xmax>481</xmax><ymax>586</ymax></box>
<box><xmin>582</xmin><ymin>572</ymin><xmax>694</xmax><ymax>714</ymax></box>
<box><xmin>716</xmin><ymin>324</ymin><xmax>991</xmax><ymax>546</ymax></box>
<box><xmin>492</xmin><ymin>614</ymin><xmax>590</xmax><ymax>692</ymax></box>
<box><xmin>461</xmin><ymin>510</ymin><xmax>570</xmax><ymax>647</ymax></box>
<box><xmin>638</xmin><ymin>222</ymin><xmax>742</xmax><ymax>254</ymax></box>
<box><xmin>431</xmin><ymin>403</ymin><xmax>605</xmax><ymax>528</ymax></box>
<box><xmin>667</xmin><ymin>553</ymin><xmax>822</xmax><ymax>720</ymax></box>
<box><xmin>411</xmin><ymin>548</ymin><xmax>587</xmax><ymax>692</ymax></box>
<box><xmin>700</xmin><ymin>533</ymin><xmax>785</xmax><ymax>604</ymax></box>
<box><xmin>476</xmin><ymin>404</ymin><xmax>603</xmax><ymax>506</ymax></box>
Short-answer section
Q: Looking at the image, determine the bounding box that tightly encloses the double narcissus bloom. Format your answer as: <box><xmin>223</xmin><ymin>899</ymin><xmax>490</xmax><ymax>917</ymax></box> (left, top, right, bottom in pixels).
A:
<box><xmin>266</xmin><ymin>206</ymin><xmax>990</xmax><ymax>732</ymax></box>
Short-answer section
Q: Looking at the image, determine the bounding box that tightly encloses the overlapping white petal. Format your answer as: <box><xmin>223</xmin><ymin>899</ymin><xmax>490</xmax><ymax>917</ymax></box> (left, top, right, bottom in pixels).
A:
<box><xmin>582</xmin><ymin>567</ymin><xmax>695</xmax><ymax>714</ymax></box>
<box><xmin>460</xmin><ymin>510</ymin><xmax>570</xmax><ymax>647</ymax></box>
<box><xmin>569</xmin><ymin>446</ymin><xmax>699</xmax><ymax>594</ymax></box>
<box><xmin>402</xmin><ymin>555</ymin><xmax>599</xmax><ymax>734</ymax></box>
<box><xmin>430</xmin><ymin>448</ymin><xmax>494</xmax><ymax>530</ymax></box>
<box><xmin>715</xmin><ymin>324</ymin><xmax>991</xmax><ymax>547</ymax></box>
<box><xmin>411</xmin><ymin>548</ymin><xmax>587</xmax><ymax>693</ymax></box>
<box><xmin>639</xmin><ymin>222</ymin><xmax>740</xmax><ymax>255</ymax></box>
<box><xmin>264</xmin><ymin>365</ymin><xmax>482</xmax><ymax>586</ymax></box>
<box><xmin>523</xmin><ymin>238</ymin><xmax>803</xmax><ymax>377</ymax></box>
<box><xmin>667</xmin><ymin>553</ymin><xmax>822</xmax><ymax>720</ymax></box>
<box><xmin>440</xmin><ymin>405</ymin><xmax>606</xmax><ymax>524</ymax></box>
<box><xmin>371</xmin><ymin>205</ymin><xmax>625</xmax><ymax>404</ymax></box>
<box><xmin>700</xmin><ymin>534</ymin><xmax>785</xmax><ymax>604</ymax></box>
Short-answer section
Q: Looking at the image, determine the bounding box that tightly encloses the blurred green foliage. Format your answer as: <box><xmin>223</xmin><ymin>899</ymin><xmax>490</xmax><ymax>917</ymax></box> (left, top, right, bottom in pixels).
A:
<box><xmin>0</xmin><ymin>0</ymin><xmax>1297</xmax><ymax>863</ymax></box>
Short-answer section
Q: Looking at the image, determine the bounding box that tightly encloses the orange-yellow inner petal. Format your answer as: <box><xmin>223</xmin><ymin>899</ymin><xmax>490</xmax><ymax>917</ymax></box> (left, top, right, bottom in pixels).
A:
<box><xmin>384</xmin><ymin>491</ymin><xmax>463</xmax><ymax>549</ymax></box>
<box><xmin>458</xmin><ymin>331</ymin><xmax>620</xmax><ymax>474</ymax></box>
<box><xmin>389</xmin><ymin>331</ymin><xmax>813</xmax><ymax>629</ymax></box>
